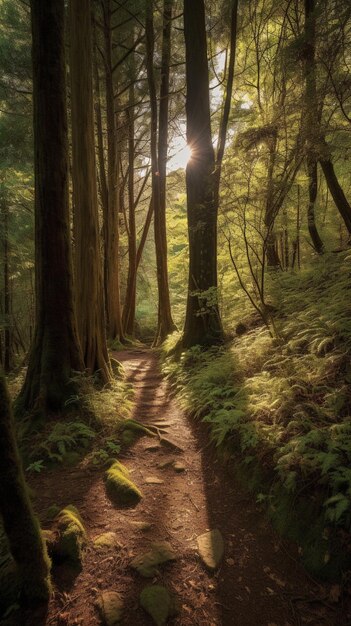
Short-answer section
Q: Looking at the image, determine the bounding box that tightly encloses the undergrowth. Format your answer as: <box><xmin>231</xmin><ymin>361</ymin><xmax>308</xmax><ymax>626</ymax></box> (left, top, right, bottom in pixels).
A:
<box><xmin>161</xmin><ymin>251</ymin><xmax>351</xmax><ymax>579</ymax></box>
<box><xmin>16</xmin><ymin>363</ymin><xmax>134</xmax><ymax>471</ymax></box>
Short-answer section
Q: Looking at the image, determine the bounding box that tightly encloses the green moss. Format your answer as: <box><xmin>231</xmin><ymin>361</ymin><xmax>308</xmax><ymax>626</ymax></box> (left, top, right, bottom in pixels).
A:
<box><xmin>105</xmin><ymin>462</ymin><xmax>142</xmax><ymax>506</ymax></box>
<box><xmin>140</xmin><ymin>585</ymin><xmax>178</xmax><ymax>626</ymax></box>
<box><xmin>54</xmin><ymin>505</ymin><xmax>87</xmax><ymax>563</ymax></box>
<box><xmin>121</xmin><ymin>429</ymin><xmax>136</xmax><ymax>446</ymax></box>
<box><xmin>94</xmin><ymin>532</ymin><xmax>120</xmax><ymax>549</ymax></box>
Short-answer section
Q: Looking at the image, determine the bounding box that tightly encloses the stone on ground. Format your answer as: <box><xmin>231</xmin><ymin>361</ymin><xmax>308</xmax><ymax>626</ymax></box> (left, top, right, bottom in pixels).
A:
<box><xmin>145</xmin><ymin>476</ymin><xmax>164</xmax><ymax>484</ymax></box>
<box><xmin>130</xmin><ymin>521</ymin><xmax>153</xmax><ymax>531</ymax></box>
<box><xmin>94</xmin><ymin>532</ymin><xmax>120</xmax><ymax>549</ymax></box>
<box><xmin>96</xmin><ymin>591</ymin><xmax>123</xmax><ymax>625</ymax></box>
<box><xmin>197</xmin><ymin>529</ymin><xmax>224</xmax><ymax>571</ymax></box>
<box><xmin>140</xmin><ymin>585</ymin><xmax>177</xmax><ymax>626</ymax></box>
<box><xmin>105</xmin><ymin>461</ymin><xmax>142</xmax><ymax>507</ymax></box>
<box><xmin>157</xmin><ymin>458</ymin><xmax>175</xmax><ymax>469</ymax></box>
<box><xmin>144</xmin><ymin>443</ymin><xmax>162</xmax><ymax>452</ymax></box>
<box><xmin>131</xmin><ymin>541</ymin><xmax>177</xmax><ymax>577</ymax></box>
<box><xmin>173</xmin><ymin>462</ymin><xmax>186</xmax><ymax>473</ymax></box>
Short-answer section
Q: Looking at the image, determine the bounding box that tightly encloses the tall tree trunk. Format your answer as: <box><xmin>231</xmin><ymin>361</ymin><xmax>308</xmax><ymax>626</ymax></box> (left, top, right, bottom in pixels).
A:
<box><xmin>93</xmin><ymin>23</ymin><xmax>108</xmax><ymax>222</ymax></box>
<box><xmin>264</xmin><ymin>133</ymin><xmax>282</xmax><ymax>267</ymax></box>
<box><xmin>307</xmin><ymin>158</ymin><xmax>324</xmax><ymax>253</ymax></box>
<box><xmin>215</xmin><ymin>0</ymin><xmax>238</xmax><ymax>198</ymax></box>
<box><xmin>69</xmin><ymin>0</ymin><xmax>111</xmax><ymax>383</ymax></box>
<box><xmin>0</xmin><ymin>369</ymin><xmax>51</xmax><ymax>603</ymax></box>
<box><xmin>319</xmin><ymin>152</ymin><xmax>351</xmax><ymax>235</ymax></box>
<box><xmin>102</xmin><ymin>0</ymin><xmax>124</xmax><ymax>341</ymax></box>
<box><xmin>145</xmin><ymin>0</ymin><xmax>176</xmax><ymax>345</ymax></box>
<box><xmin>303</xmin><ymin>0</ymin><xmax>351</xmax><ymax>240</ymax></box>
<box><xmin>122</xmin><ymin>88</ymin><xmax>137</xmax><ymax>337</ymax></box>
<box><xmin>18</xmin><ymin>0</ymin><xmax>84</xmax><ymax>415</ymax></box>
<box><xmin>1</xmin><ymin>190</ymin><xmax>12</xmax><ymax>372</ymax></box>
<box><xmin>182</xmin><ymin>0</ymin><xmax>224</xmax><ymax>348</ymax></box>
<box><xmin>303</xmin><ymin>0</ymin><xmax>324</xmax><ymax>253</ymax></box>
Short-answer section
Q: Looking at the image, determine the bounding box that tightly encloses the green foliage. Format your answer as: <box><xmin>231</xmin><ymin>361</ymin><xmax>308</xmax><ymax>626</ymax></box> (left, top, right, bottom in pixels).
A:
<box><xmin>90</xmin><ymin>439</ymin><xmax>121</xmax><ymax>466</ymax></box>
<box><xmin>162</xmin><ymin>252</ymin><xmax>351</xmax><ymax>577</ymax></box>
<box><xmin>30</xmin><ymin>421</ymin><xmax>96</xmax><ymax>465</ymax></box>
<box><xmin>25</xmin><ymin>459</ymin><xmax>44</xmax><ymax>474</ymax></box>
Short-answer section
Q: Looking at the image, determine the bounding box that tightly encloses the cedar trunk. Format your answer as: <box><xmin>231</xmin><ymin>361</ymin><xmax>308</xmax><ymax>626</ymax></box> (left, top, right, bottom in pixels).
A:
<box><xmin>103</xmin><ymin>0</ymin><xmax>124</xmax><ymax>341</ymax></box>
<box><xmin>145</xmin><ymin>1</ymin><xmax>176</xmax><ymax>345</ymax></box>
<box><xmin>18</xmin><ymin>0</ymin><xmax>84</xmax><ymax>414</ymax></box>
<box><xmin>69</xmin><ymin>0</ymin><xmax>111</xmax><ymax>383</ymax></box>
<box><xmin>182</xmin><ymin>0</ymin><xmax>223</xmax><ymax>348</ymax></box>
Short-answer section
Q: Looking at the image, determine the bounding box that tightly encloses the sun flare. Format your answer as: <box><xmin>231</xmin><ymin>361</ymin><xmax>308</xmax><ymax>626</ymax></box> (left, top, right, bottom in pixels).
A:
<box><xmin>168</xmin><ymin>137</ymin><xmax>193</xmax><ymax>171</ymax></box>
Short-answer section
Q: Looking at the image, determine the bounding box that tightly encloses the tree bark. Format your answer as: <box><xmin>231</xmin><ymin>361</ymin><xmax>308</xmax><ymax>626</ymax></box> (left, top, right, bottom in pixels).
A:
<box><xmin>1</xmin><ymin>189</ymin><xmax>12</xmax><ymax>372</ymax></box>
<box><xmin>319</xmin><ymin>153</ymin><xmax>351</xmax><ymax>235</ymax></box>
<box><xmin>303</xmin><ymin>0</ymin><xmax>351</xmax><ymax>240</ymax></box>
<box><xmin>145</xmin><ymin>0</ymin><xmax>176</xmax><ymax>345</ymax></box>
<box><xmin>182</xmin><ymin>0</ymin><xmax>224</xmax><ymax>348</ymax></box>
<box><xmin>122</xmin><ymin>90</ymin><xmax>137</xmax><ymax>337</ymax></box>
<box><xmin>307</xmin><ymin>158</ymin><xmax>324</xmax><ymax>253</ymax></box>
<box><xmin>69</xmin><ymin>0</ymin><xmax>111</xmax><ymax>383</ymax></box>
<box><xmin>102</xmin><ymin>0</ymin><xmax>124</xmax><ymax>341</ymax></box>
<box><xmin>18</xmin><ymin>0</ymin><xmax>84</xmax><ymax>414</ymax></box>
<box><xmin>0</xmin><ymin>369</ymin><xmax>51</xmax><ymax>603</ymax></box>
<box><xmin>303</xmin><ymin>0</ymin><xmax>324</xmax><ymax>253</ymax></box>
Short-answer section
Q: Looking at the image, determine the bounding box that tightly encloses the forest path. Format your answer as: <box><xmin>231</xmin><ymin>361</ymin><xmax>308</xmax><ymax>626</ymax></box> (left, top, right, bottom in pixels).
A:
<box><xmin>108</xmin><ymin>348</ymin><xmax>341</xmax><ymax>626</ymax></box>
<box><xmin>26</xmin><ymin>348</ymin><xmax>345</xmax><ymax>626</ymax></box>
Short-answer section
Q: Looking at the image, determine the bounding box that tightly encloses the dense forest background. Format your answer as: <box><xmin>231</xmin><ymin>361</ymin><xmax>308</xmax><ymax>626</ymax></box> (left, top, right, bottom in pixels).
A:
<box><xmin>2</xmin><ymin>0</ymin><xmax>350</xmax><ymax>359</ymax></box>
<box><xmin>1</xmin><ymin>0</ymin><xmax>351</xmax><ymax>622</ymax></box>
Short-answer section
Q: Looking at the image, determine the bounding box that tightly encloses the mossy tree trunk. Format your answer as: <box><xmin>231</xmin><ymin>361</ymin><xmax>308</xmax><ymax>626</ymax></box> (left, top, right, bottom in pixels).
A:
<box><xmin>182</xmin><ymin>0</ymin><xmax>224</xmax><ymax>348</ymax></box>
<box><xmin>69</xmin><ymin>0</ymin><xmax>112</xmax><ymax>383</ymax></box>
<box><xmin>18</xmin><ymin>0</ymin><xmax>84</xmax><ymax>414</ymax></box>
<box><xmin>0</xmin><ymin>369</ymin><xmax>51</xmax><ymax>603</ymax></box>
<box><xmin>145</xmin><ymin>0</ymin><xmax>176</xmax><ymax>345</ymax></box>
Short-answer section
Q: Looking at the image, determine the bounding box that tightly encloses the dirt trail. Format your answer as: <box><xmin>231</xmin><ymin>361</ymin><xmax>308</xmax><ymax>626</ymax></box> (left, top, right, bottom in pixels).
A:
<box><xmin>24</xmin><ymin>349</ymin><xmax>348</xmax><ymax>626</ymax></box>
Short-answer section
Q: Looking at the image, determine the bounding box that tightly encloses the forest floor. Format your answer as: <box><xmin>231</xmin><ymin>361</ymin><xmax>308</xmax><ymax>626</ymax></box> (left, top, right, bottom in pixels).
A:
<box><xmin>16</xmin><ymin>349</ymin><xmax>351</xmax><ymax>626</ymax></box>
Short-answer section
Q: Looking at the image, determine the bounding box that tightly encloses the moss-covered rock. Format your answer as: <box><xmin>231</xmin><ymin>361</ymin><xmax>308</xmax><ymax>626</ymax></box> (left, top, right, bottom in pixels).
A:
<box><xmin>94</xmin><ymin>532</ymin><xmax>120</xmax><ymax>549</ymax></box>
<box><xmin>140</xmin><ymin>585</ymin><xmax>178</xmax><ymax>626</ymax></box>
<box><xmin>131</xmin><ymin>542</ymin><xmax>177</xmax><ymax>578</ymax></box>
<box><xmin>105</xmin><ymin>462</ymin><xmax>142</xmax><ymax>507</ymax></box>
<box><xmin>52</xmin><ymin>505</ymin><xmax>87</xmax><ymax>564</ymax></box>
<box><xmin>96</xmin><ymin>590</ymin><xmax>123</xmax><ymax>625</ymax></box>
